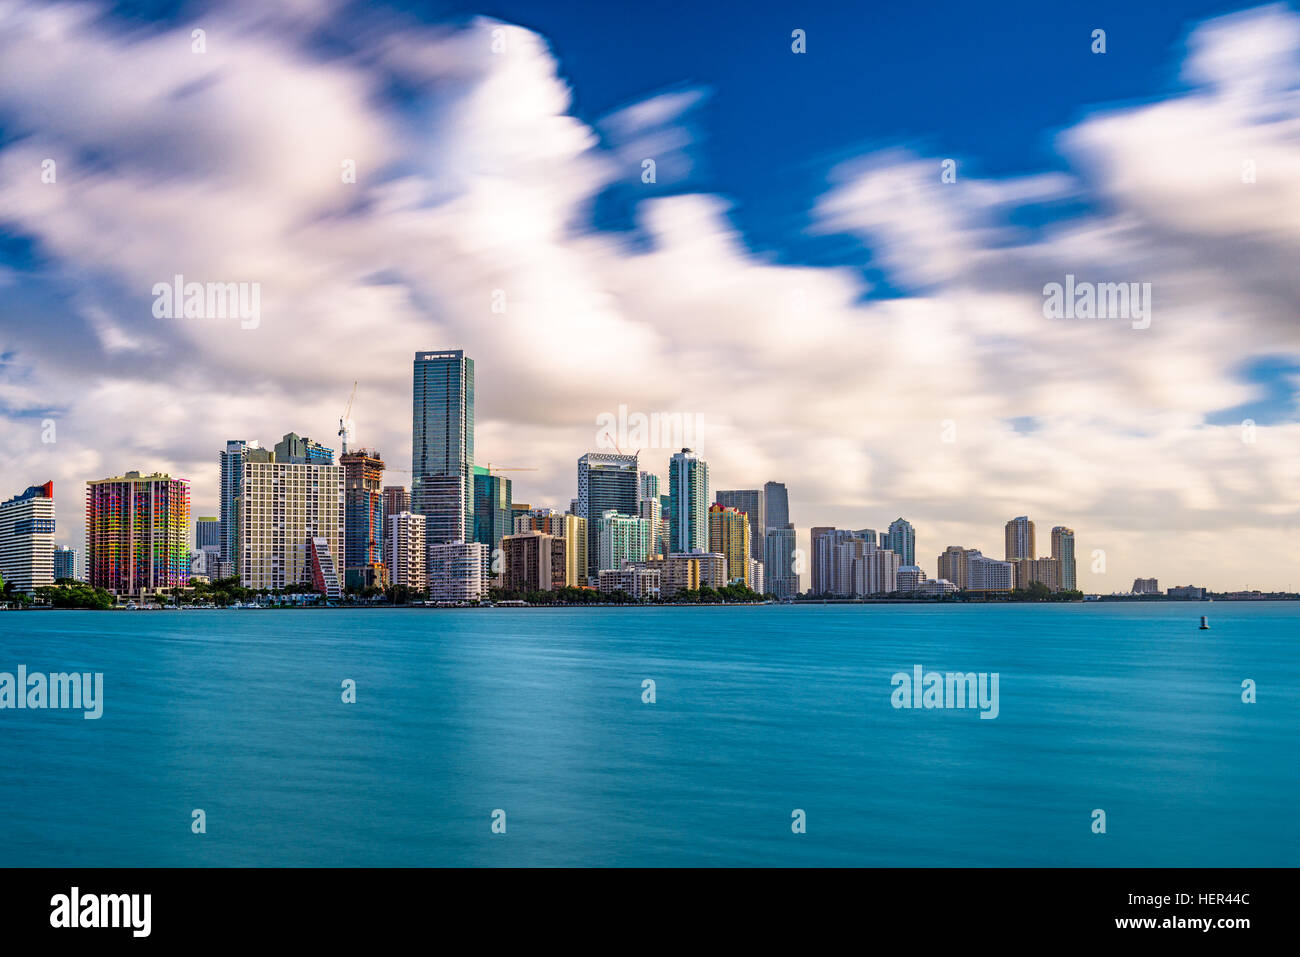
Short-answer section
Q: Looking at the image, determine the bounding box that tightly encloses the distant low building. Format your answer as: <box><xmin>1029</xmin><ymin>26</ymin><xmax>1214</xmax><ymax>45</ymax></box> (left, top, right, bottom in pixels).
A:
<box><xmin>597</xmin><ymin>567</ymin><xmax>660</xmax><ymax>600</ymax></box>
<box><xmin>1166</xmin><ymin>585</ymin><xmax>1206</xmax><ymax>599</ymax></box>
<box><xmin>896</xmin><ymin>565</ymin><xmax>927</xmax><ymax>593</ymax></box>
<box><xmin>641</xmin><ymin>552</ymin><xmax>727</xmax><ymax>597</ymax></box>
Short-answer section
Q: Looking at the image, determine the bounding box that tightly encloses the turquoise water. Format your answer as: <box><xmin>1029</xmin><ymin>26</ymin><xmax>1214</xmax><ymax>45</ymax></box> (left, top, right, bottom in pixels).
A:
<box><xmin>0</xmin><ymin>603</ymin><xmax>1295</xmax><ymax>867</ymax></box>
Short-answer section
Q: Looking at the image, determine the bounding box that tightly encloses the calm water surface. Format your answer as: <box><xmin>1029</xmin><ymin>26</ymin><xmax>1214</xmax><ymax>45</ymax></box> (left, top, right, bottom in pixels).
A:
<box><xmin>0</xmin><ymin>603</ymin><xmax>1295</xmax><ymax>866</ymax></box>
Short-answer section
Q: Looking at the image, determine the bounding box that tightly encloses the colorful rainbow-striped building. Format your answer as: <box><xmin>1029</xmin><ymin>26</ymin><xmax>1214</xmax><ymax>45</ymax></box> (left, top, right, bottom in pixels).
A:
<box><xmin>86</xmin><ymin>472</ymin><xmax>190</xmax><ymax>598</ymax></box>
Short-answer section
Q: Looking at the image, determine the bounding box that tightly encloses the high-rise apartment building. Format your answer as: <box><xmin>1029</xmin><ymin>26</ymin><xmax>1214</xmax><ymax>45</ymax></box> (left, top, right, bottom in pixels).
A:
<box><xmin>886</xmin><ymin>517</ymin><xmax>916</xmax><ymax>567</ymax></box>
<box><xmin>341</xmin><ymin>449</ymin><xmax>386</xmax><ymax>589</ymax></box>
<box><xmin>385</xmin><ymin>511</ymin><xmax>427</xmax><ymax>593</ymax></box>
<box><xmin>811</xmin><ymin>527</ymin><xmax>878</xmax><ymax>595</ymax></box>
<box><xmin>219</xmin><ymin>439</ymin><xmax>269</xmax><ymax>574</ymax></box>
<box><xmin>1015</xmin><ymin>556</ymin><xmax>1062</xmax><ymax>591</ymax></box>
<box><xmin>472</xmin><ymin>466</ymin><xmax>513</xmax><ymax>562</ymax></box>
<box><xmin>1005</xmin><ymin>516</ymin><xmax>1036</xmax><ymax>561</ymax></box>
<box><xmin>52</xmin><ymin>544</ymin><xmax>78</xmax><ymax>582</ymax></box>
<box><xmin>577</xmin><ymin>452</ymin><xmax>638</xmax><ymax>580</ymax></box>
<box><xmin>240</xmin><ymin>459</ymin><xmax>344</xmax><ymax>598</ymax></box>
<box><xmin>708</xmin><ymin>503</ymin><xmax>751</xmax><ymax>586</ymax></box>
<box><xmin>764</xmin><ymin>524</ymin><xmax>797</xmax><ymax>598</ymax></box>
<box><xmin>763</xmin><ymin>481</ymin><xmax>789</xmax><ymax>529</ymax></box>
<box><xmin>501</xmin><ymin>531</ymin><xmax>565</xmax><ymax>592</ymax></box>
<box><xmin>1132</xmin><ymin>577</ymin><xmax>1160</xmax><ymax>595</ymax></box>
<box><xmin>967</xmin><ymin>553</ymin><xmax>1014</xmax><ymax>592</ymax></box>
<box><xmin>1051</xmin><ymin>526</ymin><xmax>1077</xmax><ymax>591</ymax></box>
<box><xmin>195</xmin><ymin>516</ymin><xmax>220</xmax><ymax>549</ymax></box>
<box><xmin>668</xmin><ymin>448</ymin><xmax>709</xmax><ymax>554</ymax></box>
<box><xmin>412</xmin><ymin>350</ymin><xmax>474</xmax><ymax>546</ymax></box>
<box><xmin>428</xmin><ymin>540</ymin><xmax>487</xmax><ymax>602</ymax></box>
<box><xmin>595</xmin><ymin>510</ymin><xmax>651</xmax><ymax>573</ymax></box>
<box><xmin>86</xmin><ymin>472</ymin><xmax>190</xmax><ymax>597</ymax></box>
<box><xmin>514</xmin><ymin>508</ymin><xmax>587</xmax><ymax>586</ymax></box>
<box><xmin>715</xmin><ymin>489</ymin><xmax>764</xmax><ymax>561</ymax></box>
<box><xmin>0</xmin><ymin>482</ymin><xmax>56</xmax><ymax>594</ymax></box>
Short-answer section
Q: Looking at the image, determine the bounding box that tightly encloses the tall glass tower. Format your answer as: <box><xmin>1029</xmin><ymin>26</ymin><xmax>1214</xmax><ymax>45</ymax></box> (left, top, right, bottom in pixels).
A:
<box><xmin>577</xmin><ymin>452</ymin><xmax>639</xmax><ymax>581</ymax></box>
<box><xmin>669</xmin><ymin>448</ymin><xmax>709</xmax><ymax>554</ymax></box>
<box><xmin>412</xmin><ymin>350</ymin><xmax>474</xmax><ymax>545</ymax></box>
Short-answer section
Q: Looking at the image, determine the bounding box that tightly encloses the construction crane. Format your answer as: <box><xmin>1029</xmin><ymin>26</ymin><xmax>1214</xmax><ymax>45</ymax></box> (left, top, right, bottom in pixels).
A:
<box><xmin>483</xmin><ymin>464</ymin><xmax>538</xmax><ymax>474</ymax></box>
<box><xmin>384</xmin><ymin>464</ymin><xmax>538</xmax><ymax>475</ymax></box>
<box><xmin>339</xmin><ymin>381</ymin><xmax>357</xmax><ymax>455</ymax></box>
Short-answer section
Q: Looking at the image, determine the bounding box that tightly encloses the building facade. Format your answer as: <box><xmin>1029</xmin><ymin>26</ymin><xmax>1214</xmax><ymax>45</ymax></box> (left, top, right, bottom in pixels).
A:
<box><xmin>577</xmin><ymin>452</ymin><xmax>639</xmax><ymax>581</ymax></box>
<box><xmin>641</xmin><ymin>552</ymin><xmax>727</xmax><ymax>597</ymax></box>
<box><xmin>708</xmin><ymin>503</ymin><xmax>751</xmax><ymax>586</ymax></box>
<box><xmin>219</xmin><ymin>439</ymin><xmax>268</xmax><ymax>575</ymax></box>
<box><xmin>413</xmin><ymin>350</ymin><xmax>474</xmax><ymax>546</ymax></box>
<box><xmin>240</xmin><ymin>460</ymin><xmax>344</xmax><ymax>598</ymax></box>
<box><xmin>595</xmin><ymin>510</ymin><xmax>652</xmax><ymax>573</ymax></box>
<box><xmin>668</xmin><ymin>448</ymin><xmax>709</xmax><ymax>554</ymax></box>
<box><xmin>1004</xmin><ymin>516</ymin><xmax>1036</xmax><ymax>562</ymax></box>
<box><xmin>52</xmin><ymin>544</ymin><xmax>78</xmax><ymax>582</ymax></box>
<box><xmin>385</xmin><ymin>511</ymin><xmax>427</xmax><ymax>593</ymax></box>
<box><xmin>0</xmin><ymin>482</ymin><xmax>56</xmax><ymax>594</ymax></box>
<box><xmin>427</xmin><ymin>540</ymin><xmax>486</xmax><ymax>602</ymax></box>
<box><xmin>472</xmin><ymin>466</ymin><xmax>513</xmax><ymax>564</ymax></box>
<box><xmin>1051</xmin><ymin>526</ymin><xmax>1077</xmax><ymax>591</ymax></box>
<box><xmin>715</xmin><ymin>489</ymin><xmax>764</xmax><ymax>561</ymax></box>
<box><xmin>885</xmin><ymin>518</ymin><xmax>916</xmax><ymax>567</ymax></box>
<box><xmin>87</xmin><ymin>472</ymin><xmax>190</xmax><ymax>597</ymax></box>
<box><xmin>341</xmin><ymin>449</ymin><xmax>386</xmax><ymax>589</ymax></box>
<box><xmin>597</xmin><ymin>567</ymin><xmax>660</xmax><ymax>600</ymax></box>
<box><xmin>764</xmin><ymin>524</ymin><xmax>798</xmax><ymax>598</ymax></box>
<box><xmin>501</xmin><ymin>531</ymin><xmax>565</xmax><ymax>592</ymax></box>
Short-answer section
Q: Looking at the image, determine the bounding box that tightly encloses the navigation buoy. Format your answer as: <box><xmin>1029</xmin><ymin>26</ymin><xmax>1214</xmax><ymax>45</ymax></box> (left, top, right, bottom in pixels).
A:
<box><xmin>1199</xmin><ymin>615</ymin><xmax>1209</xmax><ymax>630</ymax></box>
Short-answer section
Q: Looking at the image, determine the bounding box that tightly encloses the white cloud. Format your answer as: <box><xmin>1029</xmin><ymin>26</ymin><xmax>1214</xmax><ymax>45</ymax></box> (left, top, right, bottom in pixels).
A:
<box><xmin>1</xmin><ymin>2</ymin><xmax>1299</xmax><ymax>591</ymax></box>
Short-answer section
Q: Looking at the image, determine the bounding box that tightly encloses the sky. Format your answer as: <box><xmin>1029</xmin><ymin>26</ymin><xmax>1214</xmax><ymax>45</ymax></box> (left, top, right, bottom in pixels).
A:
<box><xmin>1</xmin><ymin>0</ymin><xmax>1299</xmax><ymax>591</ymax></box>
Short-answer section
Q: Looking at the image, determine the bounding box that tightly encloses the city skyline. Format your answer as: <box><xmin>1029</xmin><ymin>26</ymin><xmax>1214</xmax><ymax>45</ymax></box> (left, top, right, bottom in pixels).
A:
<box><xmin>3</xmin><ymin>2</ymin><xmax>1300</xmax><ymax>592</ymax></box>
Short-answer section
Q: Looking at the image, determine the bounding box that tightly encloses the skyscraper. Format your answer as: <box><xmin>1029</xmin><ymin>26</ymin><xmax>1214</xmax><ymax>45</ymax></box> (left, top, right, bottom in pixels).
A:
<box><xmin>412</xmin><ymin>350</ymin><xmax>474</xmax><ymax>545</ymax></box>
<box><xmin>195</xmin><ymin>517</ymin><xmax>220</xmax><ymax>550</ymax></box>
<box><xmin>1051</xmin><ymin>526</ymin><xmax>1077</xmax><ymax>591</ymax></box>
<box><xmin>341</xmin><ymin>449</ymin><xmax>386</xmax><ymax>588</ymax></box>
<box><xmin>1005</xmin><ymin>516</ymin><xmax>1036</xmax><ymax>561</ymax></box>
<box><xmin>501</xmin><ymin>531</ymin><xmax>565</xmax><ymax>592</ymax></box>
<box><xmin>595</xmin><ymin>510</ymin><xmax>652</xmax><ymax>572</ymax></box>
<box><xmin>52</xmin><ymin>544</ymin><xmax>78</xmax><ymax>582</ymax></box>
<box><xmin>669</xmin><ymin>448</ymin><xmax>709</xmax><ymax>554</ymax></box>
<box><xmin>715</xmin><ymin>489</ymin><xmax>764</xmax><ymax>561</ymax></box>
<box><xmin>240</xmin><ymin>459</ymin><xmax>344</xmax><ymax>598</ymax></box>
<box><xmin>472</xmin><ymin>466</ymin><xmax>513</xmax><ymax>561</ymax></box>
<box><xmin>385</xmin><ymin>511</ymin><xmax>426</xmax><ymax>593</ymax></box>
<box><xmin>0</xmin><ymin>482</ymin><xmax>56</xmax><ymax>594</ymax></box>
<box><xmin>219</xmin><ymin>439</ymin><xmax>268</xmax><ymax>574</ymax></box>
<box><xmin>708</xmin><ymin>503</ymin><xmax>751</xmax><ymax>586</ymax></box>
<box><xmin>764</xmin><ymin>481</ymin><xmax>789</xmax><ymax>529</ymax></box>
<box><xmin>886</xmin><ymin>517</ymin><xmax>916</xmax><ymax>567</ymax></box>
<box><xmin>577</xmin><ymin>452</ymin><xmax>639</xmax><ymax>580</ymax></box>
<box><xmin>87</xmin><ymin>472</ymin><xmax>190</xmax><ymax>598</ymax></box>
<box><xmin>514</xmin><ymin>508</ymin><xmax>588</xmax><ymax>587</ymax></box>
<box><xmin>764</xmin><ymin>525</ymin><xmax>797</xmax><ymax>598</ymax></box>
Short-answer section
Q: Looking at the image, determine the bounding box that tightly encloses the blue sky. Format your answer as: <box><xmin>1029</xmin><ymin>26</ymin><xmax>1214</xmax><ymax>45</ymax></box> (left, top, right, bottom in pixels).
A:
<box><xmin>2</xmin><ymin>0</ymin><xmax>1299</xmax><ymax>589</ymax></box>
